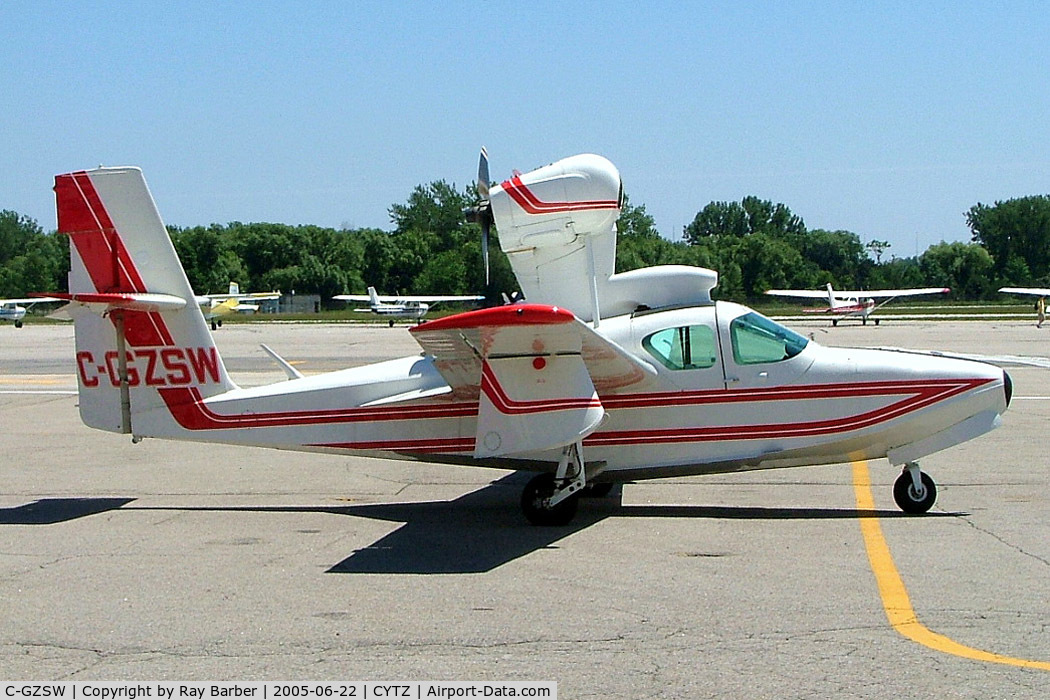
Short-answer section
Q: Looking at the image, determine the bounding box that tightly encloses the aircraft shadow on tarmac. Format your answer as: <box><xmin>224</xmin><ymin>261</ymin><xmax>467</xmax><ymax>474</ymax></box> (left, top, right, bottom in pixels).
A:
<box><xmin>1</xmin><ymin>473</ymin><xmax>961</xmax><ymax>574</ymax></box>
<box><xmin>0</xmin><ymin>497</ymin><xmax>135</xmax><ymax>524</ymax></box>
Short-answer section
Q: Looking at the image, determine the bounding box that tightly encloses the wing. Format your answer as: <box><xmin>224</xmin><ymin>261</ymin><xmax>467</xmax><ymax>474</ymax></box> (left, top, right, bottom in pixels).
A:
<box><xmin>333</xmin><ymin>295</ymin><xmax>371</xmax><ymax>302</ymax></box>
<box><xmin>410</xmin><ymin>304</ymin><xmax>658</xmax><ymax>458</ymax></box>
<box><xmin>848</xmin><ymin>287</ymin><xmax>950</xmax><ymax>299</ymax></box>
<box><xmin>999</xmin><ymin>287</ymin><xmax>1050</xmax><ymax>297</ymax></box>
<box><xmin>3</xmin><ymin>296</ymin><xmax>63</xmax><ymax>305</ymax></box>
<box><xmin>382</xmin><ymin>294</ymin><xmax>485</xmax><ymax>303</ymax></box>
<box><xmin>204</xmin><ymin>291</ymin><xmax>280</xmax><ymax>301</ymax></box>
<box><xmin>765</xmin><ymin>289</ymin><xmax>833</xmax><ymax>300</ymax></box>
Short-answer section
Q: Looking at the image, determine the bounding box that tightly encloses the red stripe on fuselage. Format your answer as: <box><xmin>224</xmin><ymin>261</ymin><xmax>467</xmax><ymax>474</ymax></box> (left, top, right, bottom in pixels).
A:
<box><xmin>157</xmin><ymin>377</ymin><xmax>993</xmax><ymax>455</ymax></box>
<box><xmin>158</xmin><ymin>386</ymin><xmax>479</xmax><ymax>430</ymax></box>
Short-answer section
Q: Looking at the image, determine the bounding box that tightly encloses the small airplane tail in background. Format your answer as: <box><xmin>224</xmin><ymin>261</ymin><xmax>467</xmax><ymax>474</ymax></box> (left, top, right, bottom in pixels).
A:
<box><xmin>367</xmin><ymin>286</ymin><xmax>381</xmax><ymax>308</ymax></box>
<box><xmin>53</xmin><ymin>167</ymin><xmax>237</xmax><ymax>435</ymax></box>
<box><xmin>826</xmin><ymin>282</ymin><xmax>837</xmax><ymax>308</ymax></box>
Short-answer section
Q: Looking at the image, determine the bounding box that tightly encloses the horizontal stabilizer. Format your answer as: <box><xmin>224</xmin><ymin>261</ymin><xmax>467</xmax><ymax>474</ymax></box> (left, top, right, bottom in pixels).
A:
<box><xmin>46</xmin><ymin>291</ymin><xmax>188</xmax><ymax>314</ymax></box>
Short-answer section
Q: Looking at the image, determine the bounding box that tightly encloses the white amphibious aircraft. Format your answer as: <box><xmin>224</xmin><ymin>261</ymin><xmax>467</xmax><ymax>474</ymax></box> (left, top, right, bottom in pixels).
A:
<box><xmin>0</xmin><ymin>297</ymin><xmax>61</xmax><ymax>328</ymax></box>
<box><xmin>49</xmin><ymin>158</ymin><xmax>1010</xmax><ymax>525</ymax></box>
<box><xmin>765</xmin><ymin>283</ymin><xmax>950</xmax><ymax>326</ymax></box>
<box><xmin>334</xmin><ymin>287</ymin><xmax>485</xmax><ymax>326</ymax></box>
<box><xmin>196</xmin><ymin>282</ymin><xmax>280</xmax><ymax>330</ymax></box>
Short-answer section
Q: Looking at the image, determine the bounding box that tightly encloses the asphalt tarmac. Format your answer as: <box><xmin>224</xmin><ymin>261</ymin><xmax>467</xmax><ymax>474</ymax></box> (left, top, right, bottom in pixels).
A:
<box><xmin>1</xmin><ymin>319</ymin><xmax>1049</xmax><ymax>697</ymax></box>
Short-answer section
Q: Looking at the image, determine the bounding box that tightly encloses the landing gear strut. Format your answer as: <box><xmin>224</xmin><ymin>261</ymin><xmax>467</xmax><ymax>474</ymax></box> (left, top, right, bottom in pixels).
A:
<box><xmin>521</xmin><ymin>442</ymin><xmax>589</xmax><ymax>526</ymax></box>
<box><xmin>892</xmin><ymin>462</ymin><xmax>937</xmax><ymax>514</ymax></box>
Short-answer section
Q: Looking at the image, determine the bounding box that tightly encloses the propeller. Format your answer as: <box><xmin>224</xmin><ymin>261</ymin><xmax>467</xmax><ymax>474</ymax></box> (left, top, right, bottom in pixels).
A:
<box><xmin>464</xmin><ymin>147</ymin><xmax>493</xmax><ymax>286</ymax></box>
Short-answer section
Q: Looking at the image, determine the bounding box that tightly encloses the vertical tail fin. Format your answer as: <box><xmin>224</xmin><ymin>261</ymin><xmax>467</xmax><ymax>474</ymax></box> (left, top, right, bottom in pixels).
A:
<box><xmin>826</xmin><ymin>282</ymin><xmax>836</xmax><ymax>308</ymax></box>
<box><xmin>367</xmin><ymin>286</ymin><xmax>380</xmax><ymax>307</ymax></box>
<box><xmin>55</xmin><ymin>167</ymin><xmax>236</xmax><ymax>436</ymax></box>
<box><xmin>228</xmin><ymin>281</ymin><xmax>240</xmax><ymax>295</ymax></box>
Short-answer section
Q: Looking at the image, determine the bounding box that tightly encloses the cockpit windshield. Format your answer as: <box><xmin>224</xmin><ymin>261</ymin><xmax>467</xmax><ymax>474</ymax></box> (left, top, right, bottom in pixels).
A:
<box><xmin>729</xmin><ymin>312</ymin><xmax>809</xmax><ymax>365</ymax></box>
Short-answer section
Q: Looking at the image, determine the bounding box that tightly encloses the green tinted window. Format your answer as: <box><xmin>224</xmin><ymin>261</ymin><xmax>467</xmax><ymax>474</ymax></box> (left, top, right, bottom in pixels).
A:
<box><xmin>730</xmin><ymin>312</ymin><xmax>809</xmax><ymax>365</ymax></box>
<box><xmin>642</xmin><ymin>325</ymin><xmax>718</xmax><ymax>370</ymax></box>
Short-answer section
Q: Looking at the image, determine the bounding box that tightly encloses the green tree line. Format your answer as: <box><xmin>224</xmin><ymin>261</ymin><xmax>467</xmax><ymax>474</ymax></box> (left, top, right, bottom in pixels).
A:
<box><xmin>3</xmin><ymin>187</ymin><xmax>1050</xmax><ymax>304</ymax></box>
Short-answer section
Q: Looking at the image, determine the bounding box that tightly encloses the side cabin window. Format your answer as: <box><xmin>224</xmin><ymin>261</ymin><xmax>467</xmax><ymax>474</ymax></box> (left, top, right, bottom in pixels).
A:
<box><xmin>730</xmin><ymin>312</ymin><xmax>809</xmax><ymax>365</ymax></box>
<box><xmin>642</xmin><ymin>325</ymin><xmax>718</xmax><ymax>371</ymax></box>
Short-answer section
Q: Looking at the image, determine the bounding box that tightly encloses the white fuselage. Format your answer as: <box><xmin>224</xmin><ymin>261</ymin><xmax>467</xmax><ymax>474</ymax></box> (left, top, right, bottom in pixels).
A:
<box><xmin>0</xmin><ymin>305</ymin><xmax>26</xmax><ymax>322</ymax></box>
<box><xmin>362</xmin><ymin>302</ymin><xmax>429</xmax><ymax>319</ymax></box>
<box><xmin>126</xmin><ymin>301</ymin><xmax>1008</xmax><ymax>480</ymax></box>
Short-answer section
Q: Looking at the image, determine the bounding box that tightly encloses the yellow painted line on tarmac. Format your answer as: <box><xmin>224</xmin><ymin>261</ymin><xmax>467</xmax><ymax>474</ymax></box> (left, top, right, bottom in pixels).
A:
<box><xmin>0</xmin><ymin>375</ymin><xmax>71</xmax><ymax>385</ymax></box>
<box><xmin>852</xmin><ymin>459</ymin><xmax>1050</xmax><ymax>671</ymax></box>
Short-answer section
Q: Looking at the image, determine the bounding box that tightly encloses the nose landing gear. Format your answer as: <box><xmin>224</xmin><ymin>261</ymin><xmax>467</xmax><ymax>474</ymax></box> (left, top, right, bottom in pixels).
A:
<box><xmin>893</xmin><ymin>462</ymin><xmax>937</xmax><ymax>514</ymax></box>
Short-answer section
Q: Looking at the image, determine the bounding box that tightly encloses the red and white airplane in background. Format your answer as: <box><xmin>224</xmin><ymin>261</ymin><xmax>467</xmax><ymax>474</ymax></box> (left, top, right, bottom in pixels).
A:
<box><xmin>48</xmin><ymin>155</ymin><xmax>1009</xmax><ymax>525</ymax></box>
<box><xmin>765</xmin><ymin>283</ymin><xmax>950</xmax><ymax>326</ymax></box>
<box><xmin>334</xmin><ymin>287</ymin><xmax>485</xmax><ymax>326</ymax></box>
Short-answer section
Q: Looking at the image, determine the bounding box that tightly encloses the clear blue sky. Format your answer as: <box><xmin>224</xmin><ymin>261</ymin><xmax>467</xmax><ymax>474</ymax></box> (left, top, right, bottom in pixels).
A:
<box><xmin>4</xmin><ymin>1</ymin><xmax>1049</xmax><ymax>259</ymax></box>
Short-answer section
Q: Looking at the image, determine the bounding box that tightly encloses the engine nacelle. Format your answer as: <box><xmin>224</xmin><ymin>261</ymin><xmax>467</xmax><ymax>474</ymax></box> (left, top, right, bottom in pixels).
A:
<box><xmin>489</xmin><ymin>153</ymin><xmax>622</xmax><ymax>254</ymax></box>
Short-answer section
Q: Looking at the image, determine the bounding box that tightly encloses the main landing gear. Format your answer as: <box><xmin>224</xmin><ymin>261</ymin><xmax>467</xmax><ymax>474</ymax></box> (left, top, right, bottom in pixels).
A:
<box><xmin>893</xmin><ymin>462</ymin><xmax>937</xmax><ymax>514</ymax></box>
<box><xmin>521</xmin><ymin>441</ymin><xmax>600</xmax><ymax>526</ymax></box>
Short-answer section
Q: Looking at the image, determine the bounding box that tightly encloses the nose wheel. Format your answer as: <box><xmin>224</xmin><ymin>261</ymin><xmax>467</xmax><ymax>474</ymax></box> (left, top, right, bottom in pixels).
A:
<box><xmin>893</xmin><ymin>462</ymin><xmax>937</xmax><ymax>514</ymax></box>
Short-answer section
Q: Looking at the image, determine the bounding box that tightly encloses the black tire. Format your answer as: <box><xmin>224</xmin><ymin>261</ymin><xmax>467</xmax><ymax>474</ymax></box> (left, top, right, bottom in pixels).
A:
<box><xmin>893</xmin><ymin>470</ymin><xmax>937</xmax><ymax>514</ymax></box>
<box><xmin>521</xmin><ymin>472</ymin><xmax>579</xmax><ymax>526</ymax></box>
<box><xmin>14</xmin><ymin>320</ymin><xmax>22</xmax><ymax>329</ymax></box>
<box><xmin>832</xmin><ymin>319</ymin><xmax>839</xmax><ymax>327</ymax></box>
<box><xmin>874</xmin><ymin>318</ymin><xmax>881</xmax><ymax>326</ymax></box>
<box><xmin>211</xmin><ymin>320</ymin><xmax>218</xmax><ymax>331</ymax></box>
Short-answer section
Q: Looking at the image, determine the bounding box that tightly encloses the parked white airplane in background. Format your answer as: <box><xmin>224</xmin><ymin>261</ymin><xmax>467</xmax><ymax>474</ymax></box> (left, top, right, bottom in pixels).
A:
<box><xmin>49</xmin><ymin>160</ymin><xmax>1009</xmax><ymax>526</ymax></box>
<box><xmin>196</xmin><ymin>282</ymin><xmax>280</xmax><ymax>330</ymax></box>
<box><xmin>1</xmin><ymin>297</ymin><xmax>61</xmax><ymax>328</ymax></box>
<box><xmin>334</xmin><ymin>287</ymin><xmax>485</xmax><ymax>326</ymax></box>
<box><xmin>765</xmin><ymin>283</ymin><xmax>950</xmax><ymax>325</ymax></box>
<box><xmin>998</xmin><ymin>287</ymin><xmax>1050</xmax><ymax>327</ymax></box>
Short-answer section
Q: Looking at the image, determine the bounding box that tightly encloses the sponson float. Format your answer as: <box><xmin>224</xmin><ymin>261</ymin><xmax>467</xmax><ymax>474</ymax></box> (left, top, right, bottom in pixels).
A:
<box><xmin>50</xmin><ymin>154</ymin><xmax>1011</xmax><ymax>525</ymax></box>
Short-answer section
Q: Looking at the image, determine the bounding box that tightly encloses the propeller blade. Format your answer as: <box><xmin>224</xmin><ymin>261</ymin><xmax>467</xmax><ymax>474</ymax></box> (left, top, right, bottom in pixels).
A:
<box><xmin>478</xmin><ymin>146</ymin><xmax>490</xmax><ymax>202</ymax></box>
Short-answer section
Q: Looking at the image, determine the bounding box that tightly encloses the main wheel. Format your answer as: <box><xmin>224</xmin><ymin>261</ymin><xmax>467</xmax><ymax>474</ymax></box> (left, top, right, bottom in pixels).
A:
<box><xmin>893</xmin><ymin>470</ymin><xmax>937</xmax><ymax>514</ymax></box>
<box><xmin>521</xmin><ymin>473</ymin><xmax>579</xmax><ymax>526</ymax></box>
